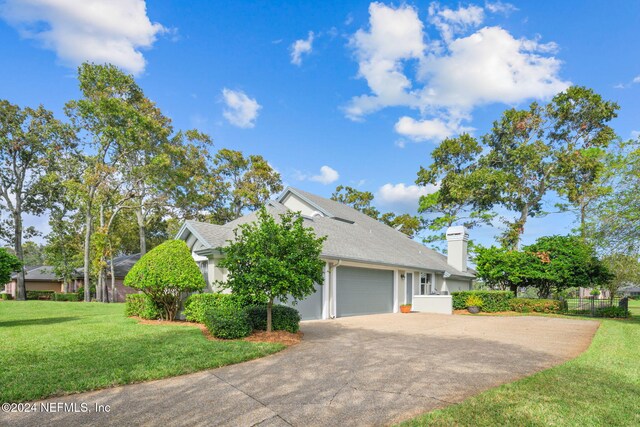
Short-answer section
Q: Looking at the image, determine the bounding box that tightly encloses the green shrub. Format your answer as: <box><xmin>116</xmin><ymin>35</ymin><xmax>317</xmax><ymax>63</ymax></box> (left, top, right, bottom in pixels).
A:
<box><xmin>183</xmin><ymin>293</ymin><xmax>243</xmax><ymax>323</ymax></box>
<box><xmin>1</xmin><ymin>293</ymin><xmax>12</xmax><ymax>300</ymax></box>
<box><xmin>76</xmin><ymin>285</ymin><xmax>96</xmax><ymax>300</ymax></box>
<box><xmin>204</xmin><ymin>306</ymin><xmax>252</xmax><ymax>339</ymax></box>
<box><xmin>452</xmin><ymin>291</ymin><xmax>514</xmax><ymax>312</ymax></box>
<box><xmin>124</xmin><ymin>240</ymin><xmax>206</xmax><ymax>321</ymax></box>
<box><xmin>509</xmin><ymin>298</ymin><xmax>565</xmax><ymax>313</ymax></box>
<box><xmin>594</xmin><ymin>306</ymin><xmax>630</xmax><ymax>318</ymax></box>
<box><xmin>246</xmin><ymin>305</ymin><xmax>301</xmax><ymax>333</ymax></box>
<box><xmin>26</xmin><ymin>290</ymin><xmax>55</xmax><ymax>300</ymax></box>
<box><xmin>52</xmin><ymin>293</ymin><xmax>80</xmax><ymax>302</ymax></box>
<box><xmin>125</xmin><ymin>294</ymin><xmax>161</xmax><ymax>320</ymax></box>
<box><xmin>465</xmin><ymin>295</ymin><xmax>484</xmax><ymax>308</ymax></box>
<box><xmin>590</xmin><ymin>289</ymin><xmax>601</xmax><ymax>296</ymax></box>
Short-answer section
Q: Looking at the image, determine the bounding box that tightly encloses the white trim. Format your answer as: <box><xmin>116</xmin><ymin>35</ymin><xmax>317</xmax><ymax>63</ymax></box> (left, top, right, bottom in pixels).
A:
<box><xmin>393</xmin><ymin>269</ymin><xmax>399</xmax><ymax>313</ymax></box>
<box><xmin>330</xmin><ymin>263</ymin><xmax>338</xmax><ymax>318</ymax></box>
<box><xmin>322</xmin><ymin>262</ymin><xmax>330</xmax><ymax>320</ymax></box>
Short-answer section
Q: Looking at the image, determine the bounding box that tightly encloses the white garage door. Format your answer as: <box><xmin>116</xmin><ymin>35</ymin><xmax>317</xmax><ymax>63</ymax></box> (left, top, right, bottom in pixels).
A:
<box><xmin>336</xmin><ymin>266</ymin><xmax>393</xmax><ymax>317</ymax></box>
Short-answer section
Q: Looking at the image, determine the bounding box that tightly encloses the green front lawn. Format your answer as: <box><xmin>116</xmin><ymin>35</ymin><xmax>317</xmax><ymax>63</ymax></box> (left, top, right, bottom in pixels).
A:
<box><xmin>401</xmin><ymin>313</ymin><xmax>640</xmax><ymax>426</ymax></box>
<box><xmin>0</xmin><ymin>301</ymin><xmax>284</xmax><ymax>402</ymax></box>
<box><xmin>629</xmin><ymin>298</ymin><xmax>640</xmax><ymax>316</ymax></box>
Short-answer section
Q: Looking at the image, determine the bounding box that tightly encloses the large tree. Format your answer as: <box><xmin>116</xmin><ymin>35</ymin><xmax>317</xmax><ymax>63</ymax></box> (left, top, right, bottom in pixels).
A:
<box><xmin>0</xmin><ymin>100</ymin><xmax>74</xmax><ymax>300</ymax></box>
<box><xmin>214</xmin><ymin>149</ymin><xmax>283</xmax><ymax>222</ymax></box>
<box><xmin>420</xmin><ymin>86</ymin><xmax>618</xmax><ymax>249</ymax></box>
<box><xmin>65</xmin><ymin>63</ymin><xmax>168</xmax><ymax>301</ymax></box>
<box><xmin>218</xmin><ymin>208</ymin><xmax>326</xmax><ymax>332</ymax></box>
<box><xmin>0</xmin><ymin>247</ymin><xmax>21</xmax><ymax>287</ymax></box>
<box><xmin>331</xmin><ymin>185</ymin><xmax>424</xmax><ymax>238</ymax></box>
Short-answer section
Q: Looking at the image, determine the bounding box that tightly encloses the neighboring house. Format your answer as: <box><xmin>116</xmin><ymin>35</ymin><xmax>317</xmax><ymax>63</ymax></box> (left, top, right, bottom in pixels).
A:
<box><xmin>620</xmin><ymin>285</ymin><xmax>640</xmax><ymax>297</ymax></box>
<box><xmin>578</xmin><ymin>287</ymin><xmax>612</xmax><ymax>299</ymax></box>
<box><xmin>73</xmin><ymin>254</ymin><xmax>141</xmax><ymax>302</ymax></box>
<box><xmin>4</xmin><ymin>266</ymin><xmax>64</xmax><ymax>298</ymax></box>
<box><xmin>177</xmin><ymin>187</ymin><xmax>475</xmax><ymax>320</ymax></box>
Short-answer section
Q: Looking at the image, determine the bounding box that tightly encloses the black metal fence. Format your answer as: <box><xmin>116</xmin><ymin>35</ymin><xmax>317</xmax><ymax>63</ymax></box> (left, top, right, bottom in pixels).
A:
<box><xmin>562</xmin><ymin>296</ymin><xmax>629</xmax><ymax>317</ymax></box>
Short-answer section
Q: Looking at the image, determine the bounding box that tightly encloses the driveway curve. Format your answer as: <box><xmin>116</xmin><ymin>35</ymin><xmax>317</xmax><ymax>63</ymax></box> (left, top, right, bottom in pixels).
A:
<box><xmin>1</xmin><ymin>313</ymin><xmax>598</xmax><ymax>427</ymax></box>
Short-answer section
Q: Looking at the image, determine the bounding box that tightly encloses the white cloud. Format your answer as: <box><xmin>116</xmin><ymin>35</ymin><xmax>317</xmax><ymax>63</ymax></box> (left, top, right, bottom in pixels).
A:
<box><xmin>310</xmin><ymin>165</ymin><xmax>339</xmax><ymax>185</ymax></box>
<box><xmin>394</xmin><ymin>116</ymin><xmax>474</xmax><ymax>142</ymax></box>
<box><xmin>376</xmin><ymin>183</ymin><xmax>438</xmax><ymax>212</ymax></box>
<box><xmin>485</xmin><ymin>1</ymin><xmax>518</xmax><ymax>15</ymax></box>
<box><xmin>0</xmin><ymin>0</ymin><xmax>165</xmax><ymax>75</ymax></box>
<box><xmin>345</xmin><ymin>2</ymin><xmax>426</xmax><ymax>119</ymax></box>
<box><xmin>428</xmin><ymin>3</ymin><xmax>484</xmax><ymax>43</ymax></box>
<box><xmin>631</xmin><ymin>131</ymin><xmax>640</xmax><ymax>140</ymax></box>
<box><xmin>634</xmin><ymin>76</ymin><xmax>640</xmax><ymax>84</ymax></box>
<box><xmin>345</xmin><ymin>2</ymin><xmax>570</xmax><ymax>143</ymax></box>
<box><xmin>290</xmin><ymin>31</ymin><xmax>314</xmax><ymax>66</ymax></box>
<box><xmin>221</xmin><ymin>88</ymin><xmax>261</xmax><ymax>128</ymax></box>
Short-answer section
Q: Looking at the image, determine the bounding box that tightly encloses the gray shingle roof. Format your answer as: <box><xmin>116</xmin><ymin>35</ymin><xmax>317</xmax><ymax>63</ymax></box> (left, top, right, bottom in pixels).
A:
<box><xmin>185</xmin><ymin>187</ymin><xmax>474</xmax><ymax>279</ymax></box>
<box><xmin>11</xmin><ymin>266</ymin><xmax>59</xmax><ymax>281</ymax></box>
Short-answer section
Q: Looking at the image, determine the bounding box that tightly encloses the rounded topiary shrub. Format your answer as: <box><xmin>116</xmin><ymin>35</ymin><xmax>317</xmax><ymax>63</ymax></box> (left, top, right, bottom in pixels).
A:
<box><xmin>124</xmin><ymin>240</ymin><xmax>206</xmax><ymax>321</ymax></box>
<box><xmin>204</xmin><ymin>306</ymin><xmax>252</xmax><ymax>339</ymax></box>
<box><xmin>246</xmin><ymin>305</ymin><xmax>301</xmax><ymax>333</ymax></box>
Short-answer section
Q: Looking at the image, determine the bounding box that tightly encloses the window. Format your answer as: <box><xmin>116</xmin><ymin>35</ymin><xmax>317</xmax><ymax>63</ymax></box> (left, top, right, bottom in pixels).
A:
<box><xmin>417</xmin><ymin>273</ymin><xmax>432</xmax><ymax>295</ymax></box>
<box><xmin>197</xmin><ymin>260</ymin><xmax>209</xmax><ymax>284</ymax></box>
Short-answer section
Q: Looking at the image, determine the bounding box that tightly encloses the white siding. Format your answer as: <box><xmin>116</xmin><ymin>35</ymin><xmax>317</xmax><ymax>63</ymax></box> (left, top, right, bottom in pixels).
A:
<box><xmin>281</xmin><ymin>194</ymin><xmax>321</xmax><ymax>217</ymax></box>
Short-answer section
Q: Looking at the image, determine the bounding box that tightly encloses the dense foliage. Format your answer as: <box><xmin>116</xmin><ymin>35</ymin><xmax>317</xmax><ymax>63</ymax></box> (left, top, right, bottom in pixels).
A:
<box><xmin>183</xmin><ymin>293</ymin><xmax>244</xmax><ymax>324</ymax></box>
<box><xmin>452</xmin><ymin>291</ymin><xmax>514</xmax><ymax>312</ymax></box>
<box><xmin>508</xmin><ymin>298</ymin><xmax>566</xmax><ymax>314</ymax></box>
<box><xmin>52</xmin><ymin>293</ymin><xmax>80</xmax><ymax>302</ymax></box>
<box><xmin>124</xmin><ymin>294</ymin><xmax>161</xmax><ymax>320</ymax></box>
<box><xmin>0</xmin><ymin>247</ymin><xmax>21</xmax><ymax>285</ymax></box>
<box><xmin>219</xmin><ymin>208</ymin><xmax>325</xmax><ymax>332</ymax></box>
<box><xmin>124</xmin><ymin>240</ymin><xmax>206</xmax><ymax>320</ymax></box>
<box><xmin>475</xmin><ymin>235</ymin><xmax>611</xmax><ymax>298</ymax></box>
<box><xmin>246</xmin><ymin>305</ymin><xmax>301</xmax><ymax>333</ymax></box>
<box><xmin>594</xmin><ymin>306</ymin><xmax>630</xmax><ymax>318</ymax></box>
<box><xmin>204</xmin><ymin>305</ymin><xmax>253</xmax><ymax>339</ymax></box>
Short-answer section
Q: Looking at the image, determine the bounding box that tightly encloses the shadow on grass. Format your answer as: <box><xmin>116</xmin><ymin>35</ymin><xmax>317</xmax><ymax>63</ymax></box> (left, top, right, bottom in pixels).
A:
<box><xmin>0</xmin><ymin>317</ymin><xmax>80</xmax><ymax>327</ymax></box>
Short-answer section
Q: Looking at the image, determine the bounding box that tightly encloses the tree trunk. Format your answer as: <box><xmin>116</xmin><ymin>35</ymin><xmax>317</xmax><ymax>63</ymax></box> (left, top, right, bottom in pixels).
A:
<box><xmin>266</xmin><ymin>298</ymin><xmax>273</xmax><ymax>333</ymax></box>
<box><xmin>580</xmin><ymin>199</ymin><xmax>587</xmax><ymax>241</ymax></box>
<box><xmin>13</xmin><ymin>207</ymin><xmax>26</xmax><ymax>301</ymax></box>
<box><xmin>109</xmin><ymin>250</ymin><xmax>116</xmax><ymax>303</ymax></box>
<box><xmin>509</xmin><ymin>284</ymin><xmax>518</xmax><ymax>297</ymax></box>
<box><xmin>83</xmin><ymin>207</ymin><xmax>93</xmax><ymax>302</ymax></box>
<box><xmin>136</xmin><ymin>206</ymin><xmax>146</xmax><ymax>255</ymax></box>
<box><xmin>96</xmin><ymin>269</ymin><xmax>103</xmax><ymax>302</ymax></box>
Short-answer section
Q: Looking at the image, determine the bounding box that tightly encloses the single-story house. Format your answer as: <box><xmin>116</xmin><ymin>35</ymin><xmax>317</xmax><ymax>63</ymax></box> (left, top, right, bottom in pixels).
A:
<box><xmin>3</xmin><ymin>266</ymin><xmax>64</xmax><ymax>297</ymax></box>
<box><xmin>177</xmin><ymin>187</ymin><xmax>475</xmax><ymax>320</ymax></box>
<box><xmin>620</xmin><ymin>285</ymin><xmax>640</xmax><ymax>297</ymax></box>
<box><xmin>73</xmin><ymin>253</ymin><xmax>141</xmax><ymax>302</ymax></box>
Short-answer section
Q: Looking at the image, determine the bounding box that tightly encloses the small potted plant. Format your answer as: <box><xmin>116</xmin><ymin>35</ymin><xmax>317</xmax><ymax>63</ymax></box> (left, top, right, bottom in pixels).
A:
<box><xmin>400</xmin><ymin>304</ymin><xmax>412</xmax><ymax>313</ymax></box>
<box><xmin>465</xmin><ymin>295</ymin><xmax>483</xmax><ymax>314</ymax></box>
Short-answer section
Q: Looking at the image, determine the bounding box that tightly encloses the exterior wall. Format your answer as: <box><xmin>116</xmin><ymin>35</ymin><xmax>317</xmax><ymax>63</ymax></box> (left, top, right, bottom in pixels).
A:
<box><xmin>281</xmin><ymin>194</ymin><xmax>321</xmax><ymax>217</ymax></box>
<box><xmin>441</xmin><ymin>278</ymin><xmax>472</xmax><ymax>294</ymax></box>
<box><xmin>412</xmin><ymin>295</ymin><xmax>453</xmax><ymax>315</ymax></box>
<box><xmin>111</xmin><ymin>279</ymin><xmax>138</xmax><ymax>303</ymax></box>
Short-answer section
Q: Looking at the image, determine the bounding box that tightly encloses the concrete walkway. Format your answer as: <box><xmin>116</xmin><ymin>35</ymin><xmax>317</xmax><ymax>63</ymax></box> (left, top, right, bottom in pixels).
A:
<box><xmin>2</xmin><ymin>313</ymin><xmax>598</xmax><ymax>427</ymax></box>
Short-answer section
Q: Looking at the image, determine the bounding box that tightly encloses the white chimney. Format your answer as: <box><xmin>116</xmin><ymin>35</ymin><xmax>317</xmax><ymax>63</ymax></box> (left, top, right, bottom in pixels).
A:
<box><xmin>446</xmin><ymin>226</ymin><xmax>468</xmax><ymax>272</ymax></box>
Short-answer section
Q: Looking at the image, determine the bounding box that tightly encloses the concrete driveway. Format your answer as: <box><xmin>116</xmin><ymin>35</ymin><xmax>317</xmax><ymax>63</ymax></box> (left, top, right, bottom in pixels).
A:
<box><xmin>2</xmin><ymin>313</ymin><xmax>598</xmax><ymax>427</ymax></box>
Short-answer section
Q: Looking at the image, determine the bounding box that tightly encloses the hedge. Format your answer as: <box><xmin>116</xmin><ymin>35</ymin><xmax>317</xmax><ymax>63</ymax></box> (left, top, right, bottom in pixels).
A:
<box><xmin>76</xmin><ymin>285</ymin><xmax>96</xmax><ymax>300</ymax></box>
<box><xmin>52</xmin><ymin>293</ymin><xmax>80</xmax><ymax>302</ymax></box>
<box><xmin>125</xmin><ymin>294</ymin><xmax>161</xmax><ymax>320</ymax></box>
<box><xmin>183</xmin><ymin>293</ymin><xmax>244</xmax><ymax>324</ymax></box>
<box><xmin>245</xmin><ymin>305</ymin><xmax>301</xmax><ymax>333</ymax></box>
<box><xmin>204</xmin><ymin>305</ymin><xmax>252</xmax><ymax>339</ymax></box>
<box><xmin>26</xmin><ymin>290</ymin><xmax>55</xmax><ymax>300</ymax></box>
<box><xmin>1</xmin><ymin>293</ymin><xmax>12</xmax><ymax>300</ymax></box>
<box><xmin>509</xmin><ymin>298</ymin><xmax>566</xmax><ymax>313</ymax></box>
<box><xmin>594</xmin><ymin>306</ymin><xmax>630</xmax><ymax>318</ymax></box>
<box><xmin>451</xmin><ymin>291</ymin><xmax>514</xmax><ymax>312</ymax></box>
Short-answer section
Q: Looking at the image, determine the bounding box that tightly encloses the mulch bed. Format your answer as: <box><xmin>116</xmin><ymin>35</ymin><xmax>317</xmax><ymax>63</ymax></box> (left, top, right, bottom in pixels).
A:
<box><xmin>453</xmin><ymin>309</ymin><xmax>520</xmax><ymax>316</ymax></box>
<box><xmin>134</xmin><ymin>317</ymin><xmax>302</xmax><ymax>346</ymax></box>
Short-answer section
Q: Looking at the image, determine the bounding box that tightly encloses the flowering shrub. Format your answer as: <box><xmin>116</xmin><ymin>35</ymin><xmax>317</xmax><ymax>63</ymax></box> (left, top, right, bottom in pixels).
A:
<box><xmin>509</xmin><ymin>298</ymin><xmax>565</xmax><ymax>313</ymax></box>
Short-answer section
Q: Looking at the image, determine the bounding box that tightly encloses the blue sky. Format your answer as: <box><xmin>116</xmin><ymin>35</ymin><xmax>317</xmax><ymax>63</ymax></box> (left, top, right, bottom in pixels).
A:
<box><xmin>1</xmin><ymin>0</ymin><xmax>639</xmax><ymax>248</ymax></box>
